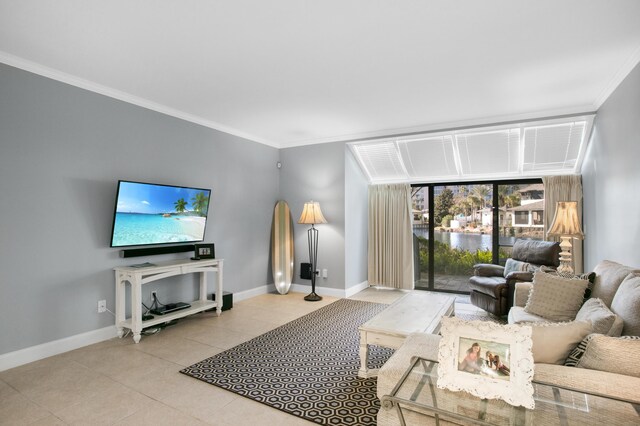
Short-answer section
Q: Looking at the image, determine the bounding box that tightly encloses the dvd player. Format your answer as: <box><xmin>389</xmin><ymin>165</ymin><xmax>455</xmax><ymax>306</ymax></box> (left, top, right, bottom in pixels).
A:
<box><xmin>151</xmin><ymin>302</ymin><xmax>191</xmax><ymax>315</ymax></box>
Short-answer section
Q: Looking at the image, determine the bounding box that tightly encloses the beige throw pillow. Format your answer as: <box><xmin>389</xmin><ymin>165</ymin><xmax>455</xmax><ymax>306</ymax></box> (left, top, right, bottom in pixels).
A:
<box><xmin>592</xmin><ymin>260</ymin><xmax>640</xmax><ymax>307</ymax></box>
<box><xmin>610</xmin><ymin>273</ymin><xmax>640</xmax><ymax>336</ymax></box>
<box><xmin>530</xmin><ymin>321</ymin><xmax>593</xmax><ymax>364</ymax></box>
<box><xmin>576</xmin><ymin>334</ymin><xmax>640</xmax><ymax>377</ymax></box>
<box><xmin>524</xmin><ymin>271</ymin><xmax>588</xmax><ymax>322</ymax></box>
<box><xmin>575</xmin><ymin>298</ymin><xmax>619</xmax><ymax>336</ymax></box>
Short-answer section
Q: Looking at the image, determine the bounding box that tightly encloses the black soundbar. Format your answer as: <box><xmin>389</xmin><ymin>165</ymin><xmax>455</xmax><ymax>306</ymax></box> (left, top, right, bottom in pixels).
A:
<box><xmin>119</xmin><ymin>244</ymin><xmax>195</xmax><ymax>258</ymax></box>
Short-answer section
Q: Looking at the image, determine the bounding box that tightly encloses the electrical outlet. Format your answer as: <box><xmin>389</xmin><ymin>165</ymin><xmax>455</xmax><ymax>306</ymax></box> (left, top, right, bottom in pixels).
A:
<box><xmin>98</xmin><ymin>300</ymin><xmax>107</xmax><ymax>313</ymax></box>
<box><xmin>322</xmin><ymin>269</ymin><xmax>328</xmax><ymax>278</ymax></box>
<box><xmin>151</xmin><ymin>290</ymin><xmax>157</xmax><ymax>300</ymax></box>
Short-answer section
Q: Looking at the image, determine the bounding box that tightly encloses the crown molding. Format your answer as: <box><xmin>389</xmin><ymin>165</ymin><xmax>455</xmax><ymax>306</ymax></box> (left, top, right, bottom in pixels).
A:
<box><xmin>279</xmin><ymin>107</ymin><xmax>597</xmax><ymax>148</ymax></box>
<box><xmin>0</xmin><ymin>51</ymin><xmax>279</xmax><ymax>148</ymax></box>
<box><xmin>593</xmin><ymin>45</ymin><xmax>640</xmax><ymax>109</ymax></box>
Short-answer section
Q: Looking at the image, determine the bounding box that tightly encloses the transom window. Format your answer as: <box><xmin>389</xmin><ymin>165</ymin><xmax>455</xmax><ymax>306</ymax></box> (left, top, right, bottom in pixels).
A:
<box><xmin>350</xmin><ymin>115</ymin><xmax>594</xmax><ymax>183</ymax></box>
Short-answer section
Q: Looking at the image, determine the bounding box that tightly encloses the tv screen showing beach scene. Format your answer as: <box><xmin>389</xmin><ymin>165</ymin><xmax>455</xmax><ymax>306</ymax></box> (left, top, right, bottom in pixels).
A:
<box><xmin>110</xmin><ymin>181</ymin><xmax>211</xmax><ymax>247</ymax></box>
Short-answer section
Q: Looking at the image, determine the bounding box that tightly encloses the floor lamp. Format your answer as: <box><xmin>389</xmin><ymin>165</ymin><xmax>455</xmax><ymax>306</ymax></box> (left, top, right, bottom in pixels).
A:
<box><xmin>298</xmin><ymin>201</ymin><xmax>327</xmax><ymax>301</ymax></box>
<box><xmin>547</xmin><ymin>201</ymin><xmax>584</xmax><ymax>275</ymax></box>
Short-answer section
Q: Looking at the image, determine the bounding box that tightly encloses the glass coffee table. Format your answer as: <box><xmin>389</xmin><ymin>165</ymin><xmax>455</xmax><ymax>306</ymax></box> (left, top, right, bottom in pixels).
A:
<box><xmin>381</xmin><ymin>357</ymin><xmax>640</xmax><ymax>426</ymax></box>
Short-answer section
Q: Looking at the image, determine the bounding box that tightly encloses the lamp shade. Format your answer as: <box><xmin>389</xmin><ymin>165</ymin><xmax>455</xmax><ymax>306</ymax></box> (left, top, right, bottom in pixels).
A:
<box><xmin>547</xmin><ymin>201</ymin><xmax>584</xmax><ymax>239</ymax></box>
<box><xmin>298</xmin><ymin>201</ymin><xmax>327</xmax><ymax>225</ymax></box>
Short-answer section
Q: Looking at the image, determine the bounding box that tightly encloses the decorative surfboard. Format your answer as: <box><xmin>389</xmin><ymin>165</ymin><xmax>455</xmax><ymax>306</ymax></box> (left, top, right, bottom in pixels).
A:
<box><xmin>271</xmin><ymin>200</ymin><xmax>294</xmax><ymax>294</ymax></box>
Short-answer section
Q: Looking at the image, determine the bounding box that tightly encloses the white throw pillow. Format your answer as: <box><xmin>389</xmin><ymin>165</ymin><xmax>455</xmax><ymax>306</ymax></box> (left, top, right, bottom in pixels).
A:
<box><xmin>524</xmin><ymin>270</ymin><xmax>589</xmax><ymax>322</ymax></box>
<box><xmin>530</xmin><ymin>321</ymin><xmax>593</xmax><ymax>364</ymax></box>
<box><xmin>610</xmin><ymin>273</ymin><xmax>640</xmax><ymax>336</ymax></box>
<box><xmin>575</xmin><ymin>298</ymin><xmax>619</xmax><ymax>336</ymax></box>
<box><xmin>592</xmin><ymin>261</ymin><xmax>640</xmax><ymax>307</ymax></box>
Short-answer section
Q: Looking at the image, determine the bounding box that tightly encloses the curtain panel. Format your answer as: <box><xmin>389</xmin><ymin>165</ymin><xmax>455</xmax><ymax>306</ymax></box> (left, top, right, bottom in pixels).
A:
<box><xmin>367</xmin><ymin>183</ymin><xmax>414</xmax><ymax>289</ymax></box>
<box><xmin>542</xmin><ymin>175</ymin><xmax>584</xmax><ymax>274</ymax></box>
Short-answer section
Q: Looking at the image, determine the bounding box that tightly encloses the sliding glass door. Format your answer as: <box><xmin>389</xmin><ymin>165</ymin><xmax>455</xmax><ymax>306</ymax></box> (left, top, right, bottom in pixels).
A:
<box><xmin>413</xmin><ymin>179</ymin><xmax>543</xmax><ymax>293</ymax></box>
<box><xmin>497</xmin><ymin>182</ymin><xmax>545</xmax><ymax>262</ymax></box>
<box><xmin>412</xmin><ymin>186</ymin><xmax>430</xmax><ymax>288</ymax></box>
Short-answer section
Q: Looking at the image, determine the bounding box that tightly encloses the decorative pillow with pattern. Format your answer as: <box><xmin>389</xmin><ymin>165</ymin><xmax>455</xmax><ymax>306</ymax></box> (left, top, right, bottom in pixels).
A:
<box><xmin>579</xmin><ymin>271</ymin><xmax>597</xmax><ymax>301</ymax></box>
<box><xmin>565</xmin><ymin>333</ymin><xmax>597</xmax><ymax>366</ymax></box>
<box><xmin>540</xmin><ymin>269</ymin><xmax>596</xmax><ymax>303</ymax></box>
<box><xmin>524</xmin><ymin>270</ymin><xmax>589</xmax><ymax>322</ymax></box>
<box><xmin>565</xmin><ymin>334</ymin><xmax>640</xmax><ymax>377</ymax></box>
<box><xmin>503</xmin><ymin>258</ymin><xmax>531</xmax><ymax>278</ymax></box>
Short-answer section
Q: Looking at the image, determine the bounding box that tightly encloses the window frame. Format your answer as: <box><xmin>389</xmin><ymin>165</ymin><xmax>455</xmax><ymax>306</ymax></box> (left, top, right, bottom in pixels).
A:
<box><xmin>412</xmin><ymin>178</ymin><xmax>543</xmax><ymax>294</ymax></box>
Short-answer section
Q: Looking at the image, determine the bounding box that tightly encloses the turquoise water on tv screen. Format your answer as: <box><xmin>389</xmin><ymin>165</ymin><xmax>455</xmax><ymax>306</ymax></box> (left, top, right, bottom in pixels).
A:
<box><xmin>111</xmin><ymin>213</ymin><xmax>205</xmax><ymax>247</ymax></box>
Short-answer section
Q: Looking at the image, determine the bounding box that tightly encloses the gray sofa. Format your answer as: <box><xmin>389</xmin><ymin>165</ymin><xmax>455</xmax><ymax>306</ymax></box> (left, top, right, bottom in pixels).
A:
<box><xmin>377</xmin><ymin>260</ymin><xmax>640</xmax><ymax>425</ymax></box>
<box><xmin>510</xmin><ymin>260</ymin><xmax>639</xmax><ymax>334</ymax></box>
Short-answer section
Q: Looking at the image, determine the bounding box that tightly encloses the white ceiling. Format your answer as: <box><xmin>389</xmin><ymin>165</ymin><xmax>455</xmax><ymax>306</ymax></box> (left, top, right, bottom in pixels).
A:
<box><xmin>1</xmin><ymin>1</ymin><xmax>640</xmax><ymax>149</ymax></box>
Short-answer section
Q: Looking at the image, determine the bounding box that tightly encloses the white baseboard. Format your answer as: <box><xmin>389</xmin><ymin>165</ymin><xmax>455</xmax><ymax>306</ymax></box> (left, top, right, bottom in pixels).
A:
<box><xmin>345</xmin><ymin>280</ymin><xmax>370</xmax><ymax>297</ymax></box>
<box><xmin>232</xmin><ymin>283</ymin><xmax>277</xmax><ymax>302</ymax></box>
<box><xmin>0</xmin><ymin>325</ymin><xmax>117</xmax><ymax>372</ymax></box>
<box><xmin>0</xmin><ymin>281</ymin><xmax>370</xmax><ymax>372</ymax></box>
<box><xmin>0</xmin><ymin>283</ymin><xmax>281</xmax><ymax>371</ymax></box>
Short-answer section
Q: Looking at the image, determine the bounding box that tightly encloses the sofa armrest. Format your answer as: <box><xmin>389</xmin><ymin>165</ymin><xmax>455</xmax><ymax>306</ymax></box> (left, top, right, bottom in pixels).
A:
<box><xmin>473</xmin><ymin>263</ymin><xmax>505</xmax><ymax>277</ymax></box>
<box><xmin>513</xmin><ymin>282</ymin><xmax>533</xmax><ymax>307</ymax></box>
<box><xmin>377</xmin><ymin>333</ymin><xmax>440</xmax><ymax>399</ymax></box>
<box><xmin>534</xmin><ymin>363</ymin><xmax>640</xmax><ymax>404</ymax></box>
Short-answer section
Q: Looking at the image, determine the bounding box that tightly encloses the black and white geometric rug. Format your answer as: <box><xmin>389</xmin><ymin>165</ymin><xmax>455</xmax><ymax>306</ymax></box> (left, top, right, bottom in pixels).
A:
<box><xmin>180</xmin><ymin>299</ymin><xmax>394</xmax><ymax>426</ymax></box>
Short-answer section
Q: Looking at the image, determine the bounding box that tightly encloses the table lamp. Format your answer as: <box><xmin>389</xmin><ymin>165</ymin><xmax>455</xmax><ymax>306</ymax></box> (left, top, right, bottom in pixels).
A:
<box><xmin>298</xmin><ymin>201</ymin><xmax>327</xmax><ymax>301</ymax></box>
<box><xmin>547</xmin><ymin>201</ymin><xmax>584</xmax><ymax>275</ymax></box>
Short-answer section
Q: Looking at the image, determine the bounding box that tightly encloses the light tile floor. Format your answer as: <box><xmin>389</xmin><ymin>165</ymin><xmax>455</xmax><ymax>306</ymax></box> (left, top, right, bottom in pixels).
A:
<box><xmin>0</xmin><ymin>288</ymin><xmax>486</xmax><ymax>425</ymax></box>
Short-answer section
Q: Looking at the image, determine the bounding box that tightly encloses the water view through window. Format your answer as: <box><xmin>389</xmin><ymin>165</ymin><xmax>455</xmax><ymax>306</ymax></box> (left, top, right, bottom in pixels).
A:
<box><xmin>412</xmin><ymin>181</ymin><xmax>544</xmax><ymax>293</ymax></box>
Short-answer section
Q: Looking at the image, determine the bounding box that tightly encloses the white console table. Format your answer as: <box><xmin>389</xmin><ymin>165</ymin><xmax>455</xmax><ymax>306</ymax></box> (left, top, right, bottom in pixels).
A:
<box><xmin>114</xmin><ymin>258</ymin><xmax>223</xmax><ymax>343</ymax></box>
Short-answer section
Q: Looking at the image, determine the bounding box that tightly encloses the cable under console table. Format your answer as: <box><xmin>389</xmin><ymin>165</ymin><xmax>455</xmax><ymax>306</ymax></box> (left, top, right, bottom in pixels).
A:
<box><xmin>114</xmin><ymin>258</ymin><xmax>223</xmax><ymax>343</ymax></box>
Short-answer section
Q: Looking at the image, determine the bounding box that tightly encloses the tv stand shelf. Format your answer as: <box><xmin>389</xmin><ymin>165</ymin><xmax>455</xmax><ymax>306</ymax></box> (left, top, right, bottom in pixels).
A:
<box><xmin>114</xmin><ymin>258</ymin><xmax>223</xmax><ymax>343</ymax></box>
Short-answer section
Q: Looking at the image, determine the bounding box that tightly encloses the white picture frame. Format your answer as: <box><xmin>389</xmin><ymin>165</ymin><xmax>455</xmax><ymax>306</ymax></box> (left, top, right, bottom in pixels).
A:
<box><xmin>437</xmin><ymin>317</ymin><xmax>535</xmax><ymax>409</ymax></box>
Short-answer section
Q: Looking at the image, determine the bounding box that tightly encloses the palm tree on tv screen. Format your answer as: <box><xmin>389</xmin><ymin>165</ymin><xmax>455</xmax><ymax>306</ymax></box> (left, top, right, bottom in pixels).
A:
<box><xmin>174</xmin><ymin>198</ymin><xmax>187</xmax><ymax>213</ymax></box>
<box><xmin>191</xmin><ymin>192</ymin><xmax>209</xmax><ymax>216</ymax></box>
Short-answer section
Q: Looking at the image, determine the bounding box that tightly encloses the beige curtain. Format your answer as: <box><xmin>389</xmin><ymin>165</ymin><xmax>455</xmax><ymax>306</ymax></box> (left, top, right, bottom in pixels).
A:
<box><xmin>542</xmin><ymin>175</ymin><xmax>584</xmax><ymax>274</ymax></box>
<box><xmin>368</xmin><ymin>183</ymin><xmax>414</xmax><ymax>289</ymax></box>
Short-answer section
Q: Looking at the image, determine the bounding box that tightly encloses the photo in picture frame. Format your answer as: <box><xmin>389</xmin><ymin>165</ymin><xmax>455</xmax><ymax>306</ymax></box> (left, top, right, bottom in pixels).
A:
<box><xmin>437</xmin><ymin>317</ymin><xmax>535</xmax><ymax>409</ymax></box>
<box><xmin>193</xmin><ymin>243</ymin><xmax>215</xmax><ymax>259</ymax></box>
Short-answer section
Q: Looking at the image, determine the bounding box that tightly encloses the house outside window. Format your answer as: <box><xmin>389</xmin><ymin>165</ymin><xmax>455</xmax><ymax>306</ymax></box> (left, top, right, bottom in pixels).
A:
<box><xmin>514</xmin><ymin>211</ymin><xmax>529</xmax><ymax>225</ymax></box>
<box><xmin>532</xmin><ymin>210</ymin><xmax>544</xmax><ymax>226</ymax></box>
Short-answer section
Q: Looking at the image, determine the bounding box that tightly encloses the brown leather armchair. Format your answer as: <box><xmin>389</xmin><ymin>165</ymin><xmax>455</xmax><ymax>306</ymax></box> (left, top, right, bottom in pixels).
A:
<box><xmin>468</xmin><ymin>239</ymin><xmax>561</xmax><ymax>317</ymax></box>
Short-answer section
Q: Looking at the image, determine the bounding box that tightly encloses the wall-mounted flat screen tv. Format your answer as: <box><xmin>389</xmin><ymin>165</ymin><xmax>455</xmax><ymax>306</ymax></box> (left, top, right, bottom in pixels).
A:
<box><xmin>110</xmin><ymin>180</ymin><xmax>211</xmax><ymax>248</ymax></box>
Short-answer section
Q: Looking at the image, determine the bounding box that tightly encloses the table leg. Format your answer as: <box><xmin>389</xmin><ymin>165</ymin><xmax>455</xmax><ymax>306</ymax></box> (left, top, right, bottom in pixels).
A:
<box><xmin>115</xmin><ymin>271</ymin><xmax>126</xmax><ymax>338</ymax></box>
<box><xmin>199</xmin><ymin>269</ymin><xmax>207</xmax><ymax>302</ymax></box>
<box><xmin>131</xmin><ymin>275</ymin><xmax>142</xmax><ymax>343</ymax></box>
<box><xmin>358</xmin><ymin>331</ymin><xmax>370</xmax><ymax>378</ymax></box>
<box><xmin>216</xmin><ymin>261</ymin><xmax>223</xmax><ymax>316</ymax></box>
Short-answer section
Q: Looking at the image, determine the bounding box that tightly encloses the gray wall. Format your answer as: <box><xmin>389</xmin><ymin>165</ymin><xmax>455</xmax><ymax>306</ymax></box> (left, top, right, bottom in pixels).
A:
<box><xmin>0</xmin><ymin>64</ymin><xmax>279</xmax><ymax>355</ymax></box>
<box><xmin>279</xmin><ymin>143</ymin><xmax>346</xmax><ymax>291</ymax></box>
<box><xmin>582</xmin><ymin>61</ymin><xmax>640</xmax><ymax>270</ymax></box>
<box><xmin>344</xmin><ymin>146</ymin><xmax>369</xmax><ymax>288</ymax></box>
